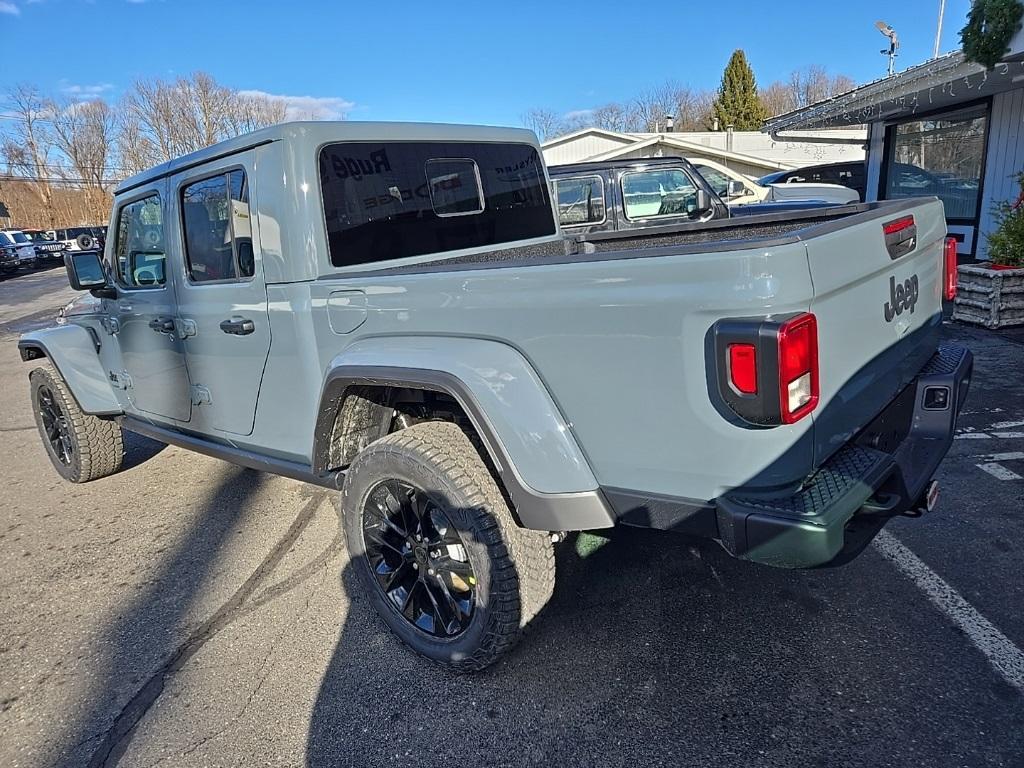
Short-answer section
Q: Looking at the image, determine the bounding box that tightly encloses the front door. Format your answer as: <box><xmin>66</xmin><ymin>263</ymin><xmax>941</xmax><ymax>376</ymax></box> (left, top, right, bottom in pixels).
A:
<box><xmin>171</xmin><ymin>159</ymin><xmax>270</xmax><ymax>436</ymax></box>
<box><xmin>109</xmin><ymin>187</ymin><xmax>193</xmax><ymax>423</ymax></box>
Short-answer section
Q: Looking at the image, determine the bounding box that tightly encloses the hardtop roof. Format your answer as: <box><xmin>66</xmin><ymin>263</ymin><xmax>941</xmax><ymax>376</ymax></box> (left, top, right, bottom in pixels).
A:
<box><xmin>115</xmin><ymin>120</ymin><xmax>542</xmax><ymax>195</ymax></box>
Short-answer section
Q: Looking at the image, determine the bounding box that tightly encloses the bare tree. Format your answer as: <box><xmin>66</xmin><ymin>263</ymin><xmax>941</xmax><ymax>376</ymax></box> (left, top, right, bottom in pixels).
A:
<box><xmin>762</xmin><ymin>66</ymin><xmax>857</xmax><ymax>117</ymax></box>
<box><xmin>118</xmin><ymin>72</ymin><xmax>293</xmax><ymax>171</ymax></box>
<box><xmin>48</xmin><ymin>98</ymin><xmax>118</xmax><ymax>220</ymax></box>
<box><xmin>522</xmin><ymin>108</ymin><xmax>567</xmax><ymax>142</ymax></box>
<box><xmin>0</xmin><ymin>84</ymin><xmax>58</xmax><ymax>225</ymax></box>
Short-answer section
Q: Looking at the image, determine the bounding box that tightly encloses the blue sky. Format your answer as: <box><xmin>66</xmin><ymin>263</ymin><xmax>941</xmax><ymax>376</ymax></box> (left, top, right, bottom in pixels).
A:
<box><xmin>0</xmin><ymin>0</ymin><xmax>974</xmax><ymax>126</ymax></box>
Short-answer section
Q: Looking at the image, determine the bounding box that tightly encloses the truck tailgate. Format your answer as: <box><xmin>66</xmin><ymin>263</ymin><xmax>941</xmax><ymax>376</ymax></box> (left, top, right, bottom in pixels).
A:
<box><xmin>804</xmin><ymin>198</ymin><xmax>947</xmax><ymax>467</ymax></box>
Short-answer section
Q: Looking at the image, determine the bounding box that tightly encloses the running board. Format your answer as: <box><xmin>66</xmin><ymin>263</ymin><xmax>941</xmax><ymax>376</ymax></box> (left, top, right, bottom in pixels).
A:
<box><xmin>119</xmin><ymin>416</ymin><xmax>344</xmax><ymax>490</ymax></box>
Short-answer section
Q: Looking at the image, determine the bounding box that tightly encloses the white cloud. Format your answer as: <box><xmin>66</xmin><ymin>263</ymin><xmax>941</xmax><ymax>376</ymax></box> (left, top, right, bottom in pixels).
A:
<box><xmin>238</xmin><ymin>89</ymin><xmax>354</xmax><ymax>121</ymax></box>
<box><xmin>0</xmin><ymin>1</ymin><xmax>21</xmax><ymax>15</ymax></box>
<box><xmin>59</xmin><ymin>82</ymin><xmax>115</xmax><ymax>99</ymax></box>
<box><xmin>563</xmin><ymin>109</ymin><xmax>595</xmax><ymax>121</ymax></box>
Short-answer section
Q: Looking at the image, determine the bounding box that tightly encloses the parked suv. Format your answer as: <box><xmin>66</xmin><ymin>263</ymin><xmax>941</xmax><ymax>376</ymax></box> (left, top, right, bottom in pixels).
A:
<box><xmin>0</xmin><ymin>231</ymin><xmax>20</xmax><ymax>275</ymax></box>
<box><xmin>22</xmin><ymin>229</ymin><xmax>68</xmax><ymax>264</ymax></box>
<box><xmin>49</xmin><ymin>226</ymin><xmax>106</xmax><ymax>253</ymax></box>
<box><xmin>19</xmin><ymin>122</ymin><xmax>970</xmax><ymax>671</ymax></box>
<box><xmin>0</xmin><ymin>229</ymin><xmax>38</xmax><ymax>269</ymax></box>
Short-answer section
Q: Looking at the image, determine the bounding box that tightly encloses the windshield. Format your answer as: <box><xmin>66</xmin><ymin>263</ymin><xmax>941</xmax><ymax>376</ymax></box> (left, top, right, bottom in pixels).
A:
<box><xmin>8</xmin><ymin>231</ymin><xmax>30</xmax><ymax>244</ymax></box>
<box><xmin>0</xmin><ymin>232</ymin><xmax>14</xmax><ymax>247</ymax></box>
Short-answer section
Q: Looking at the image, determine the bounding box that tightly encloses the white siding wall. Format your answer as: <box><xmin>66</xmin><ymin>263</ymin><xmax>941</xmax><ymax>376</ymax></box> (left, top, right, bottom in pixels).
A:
<box><xmin>543</xmin><ymin>135</ymin><xmax>633</xmax><ymax>166</ymax></box>
<box><xmin>977</xmin><ymin>88</ymin><xmax>1024</xmax><ymax>261</ymax></box>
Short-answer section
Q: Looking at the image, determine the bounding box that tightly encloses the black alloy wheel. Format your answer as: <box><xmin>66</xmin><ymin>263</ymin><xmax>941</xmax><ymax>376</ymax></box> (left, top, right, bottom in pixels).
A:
<box><xmin>362</xmin><ymin>478</ymin><xmax>477</xmax><ymax>638</ymax></box>
<box><xmin>37</xmin><ymin>384</ymin><xmax>73</xmax><ymax>466</ymax></box>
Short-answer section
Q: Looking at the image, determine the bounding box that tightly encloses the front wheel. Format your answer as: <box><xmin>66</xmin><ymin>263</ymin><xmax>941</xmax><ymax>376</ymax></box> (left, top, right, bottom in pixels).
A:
<box><xmin>340</xmin><ymin>421</ymin><xmax>555</xmax><ymax>672</ymax></box>
<box><xmin>30</xmin><ymin>364</ymin><xmax>124</xmax><ymax>483</ymax></box>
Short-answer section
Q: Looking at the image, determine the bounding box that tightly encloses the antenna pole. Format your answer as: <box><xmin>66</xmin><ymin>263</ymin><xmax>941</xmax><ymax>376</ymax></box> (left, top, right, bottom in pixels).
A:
<box><xmin>933</xmin><ymin>0</ymin><xmax>946</xmax><ymax>58</ymax></box>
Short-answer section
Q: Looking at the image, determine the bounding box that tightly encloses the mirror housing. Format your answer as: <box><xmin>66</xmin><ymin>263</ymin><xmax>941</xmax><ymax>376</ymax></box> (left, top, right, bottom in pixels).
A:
<box><xmin>695</xmin><ymin>189</ymin><xmax>712</xmax><ymax>214</ymax></box>
<box><xmin>726</xmin><ymin>179</ymin><xmax>747</xmax><ymax>198</ymax></box>
<box><xmin>64</xmin><ymin>250</ymin><xmax>116</xmax><ymax>299</ymax></box>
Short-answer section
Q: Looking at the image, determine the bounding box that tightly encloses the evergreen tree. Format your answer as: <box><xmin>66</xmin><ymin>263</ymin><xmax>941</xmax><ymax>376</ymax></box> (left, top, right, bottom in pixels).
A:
<box><xmin>709</xmin><ymin>50</ymin><xmax>768</xmax><ymax>131</ymax></box>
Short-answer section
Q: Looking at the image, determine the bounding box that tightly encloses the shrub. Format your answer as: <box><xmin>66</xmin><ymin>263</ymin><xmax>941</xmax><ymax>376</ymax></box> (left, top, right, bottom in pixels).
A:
<box><xmin>986</xmin><ymin>172</ymin><xmax>1024</xmax><ymax>267</ymax></box>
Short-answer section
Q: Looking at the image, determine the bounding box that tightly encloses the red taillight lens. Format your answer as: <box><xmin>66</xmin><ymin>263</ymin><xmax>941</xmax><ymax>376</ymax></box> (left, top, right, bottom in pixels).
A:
<box><xmin>728</xmin><ymin>343</ymin><xmax>758</xmax><ymax>394</ymax></box>
<box><xmin>944</xmin><ymin>237</ymin><xmax>958</xmax><ymax>300</ymax></box>
<box><xmin>883</xmin><ymin>215</ymin><xmax>915</xmax><ymax>236</ymax></box>
<box><xmin>777</xmin><ymin>313</ymin><xmax>818</xmax><ymax>424</ymax></box>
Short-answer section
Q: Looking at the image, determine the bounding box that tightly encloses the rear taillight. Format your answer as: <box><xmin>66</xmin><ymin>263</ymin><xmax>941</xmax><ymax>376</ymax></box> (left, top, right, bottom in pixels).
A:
<box><xmin>712</xmin><ymin>312</ymin><xmax>819</xmax><ymax>426</ymax></box>
<box><xmin>728</xmin><ymin>343</ymin><xmax>758</xmax><ymax>394</ymax></box>
<box><xmin>777</xmin><ymin>313</ymin><xmax>819</xmax><ymax>424</ymax></box>
<box><xmin>943</xmin><ymin>237</ymin><xmax>958</xmax><ymax>300</ymax></box>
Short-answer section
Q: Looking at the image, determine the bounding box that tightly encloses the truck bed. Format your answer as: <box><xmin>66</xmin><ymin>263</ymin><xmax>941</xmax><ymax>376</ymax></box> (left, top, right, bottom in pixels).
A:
<box><xmin>359</xmin><ymin>201</ymin><xmax>890</xmax><ymax>275</ymax></box>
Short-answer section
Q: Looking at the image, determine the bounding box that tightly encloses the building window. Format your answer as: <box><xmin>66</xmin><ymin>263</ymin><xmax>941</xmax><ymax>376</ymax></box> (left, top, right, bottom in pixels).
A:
<box><xmin>319</xmin><ymin>141</ymin><xmax>555</xmax><ymax>268</ymax></box>
<box><xmin>884</xmin><ymin>104</ymin><xmax>988</xmax><ymax>222</ymax></box>
<box><xmin>181</xmin><ymin>169</ymin><xmax>254</xmax><ymax>283</ymax></box>
<box><xmin>621</xmin><ymin>169</ymin><xmax>698</xmax><ymax>220</ymax></box>
<box><xmin>552</xmin><ymin>175</ymin><xmax>605</xmax><ymax>226</ymax></box>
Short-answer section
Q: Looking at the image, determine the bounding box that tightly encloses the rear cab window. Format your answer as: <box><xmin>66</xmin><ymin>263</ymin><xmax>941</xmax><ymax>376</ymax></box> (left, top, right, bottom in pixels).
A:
<box><xmin>552</xmin><ymin>175</ymin><xmax>605</xmax><ymax>227</ymax></box>
<box><xmin>114</xmin><ymin>194</ymin><xmax>166</xmax><ymax>289</ymax></box>
<box><xmin>621</xmin><ymin>168</ymin><xmax>699</xmax><ymax>221</ymax></box>
<box><xmin>318</xmin><ymin>141</ymin><xmax>555</xmax><ymax>268</ymax></box>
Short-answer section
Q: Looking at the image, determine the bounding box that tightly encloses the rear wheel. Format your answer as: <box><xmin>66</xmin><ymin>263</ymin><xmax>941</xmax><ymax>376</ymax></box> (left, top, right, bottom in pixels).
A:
<box><xmin>340</xmin><ymin>421</ymin><xmax>555</xmax><ymax>672</ymax></box>
<box><xmin>30</xmin><ymin>364</ymin><xmax>124</xmax><ymax>483</ymax></box>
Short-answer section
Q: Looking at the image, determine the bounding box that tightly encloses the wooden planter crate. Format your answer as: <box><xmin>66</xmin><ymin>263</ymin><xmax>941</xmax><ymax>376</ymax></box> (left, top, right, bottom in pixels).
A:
<box><xmin>952</xmin><ymin>263</ymin><xmax>1024</xmax><ymax>328</ymax></box>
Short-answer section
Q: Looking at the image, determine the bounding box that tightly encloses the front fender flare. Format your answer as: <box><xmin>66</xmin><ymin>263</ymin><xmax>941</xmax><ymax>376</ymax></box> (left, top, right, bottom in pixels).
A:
<box><xmin>18</xmin><ymin>325</ymin><xmax>122</xmax><ymax>416</ymax></box>
<box><xmin>315</xmin><ymin>337</ymin><xmax>614</xmax><ymax>531</ymax></box>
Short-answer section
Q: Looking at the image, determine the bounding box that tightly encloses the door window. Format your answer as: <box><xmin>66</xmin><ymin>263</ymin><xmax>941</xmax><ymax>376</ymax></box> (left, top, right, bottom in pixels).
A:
<box><xmin>181</xmin><ymin>169</ymin><xmax>254</xmax><ymax>283</ymax></box>
<box><xmin>114</xmin><ymin>195</ymin><xmax>165</xmax><ymax>289</ymax></box>
<box><xmin>552</xmin><ymin>175</ymin><xmax>605</xmax><ymax>226</ymax></box>
<box><xmin>621</xmin><ymin>169</ymin><xmax>698</xmax><ymax>220</ymax></box>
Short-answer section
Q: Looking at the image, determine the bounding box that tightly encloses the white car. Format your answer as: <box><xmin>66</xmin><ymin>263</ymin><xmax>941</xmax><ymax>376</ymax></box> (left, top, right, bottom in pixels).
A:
<box><xmin>0</xmin><ymin>230</ymin><xmax>39</xmax><ymax>266</ymax></box>
<box><xmin>689</xmin><ymin>158</ymin><xmax>860</xmax><ymax>207</ymax></box>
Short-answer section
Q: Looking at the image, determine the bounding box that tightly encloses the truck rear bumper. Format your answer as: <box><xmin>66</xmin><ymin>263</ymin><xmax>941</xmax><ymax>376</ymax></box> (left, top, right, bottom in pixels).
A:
<box><xmin>715</xmin><ymin>345</ymin><xmax>973</xmax><ymax>568</ymax></box>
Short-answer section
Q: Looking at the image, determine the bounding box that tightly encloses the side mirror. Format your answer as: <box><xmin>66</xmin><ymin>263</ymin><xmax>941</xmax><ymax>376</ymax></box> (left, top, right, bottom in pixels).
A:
<box><xmin>65</xmin><ymin>250</ymin><xmax>116</xmax><ymax>299</ymax></box>
<box><xmin>695</xmin><ymin>188</ymin><xmax>713</xmax><ymax>213</ymax></box>
<box><xmin>726</xmin><ymin>179</ymin><xmax>747</xmax><ymax>198</ymax></box>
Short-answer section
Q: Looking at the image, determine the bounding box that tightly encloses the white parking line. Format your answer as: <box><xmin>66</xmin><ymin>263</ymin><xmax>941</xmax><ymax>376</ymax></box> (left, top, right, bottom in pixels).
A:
<box><xmin>873</xmin><ymin>530</ymin><xmax>1024</xmax><ymax>693</ymax></box>
<box><xmin>955</xmin><ymin>432</ymin><xmax>992</xmax><ymax>439</ymax></box>
<box><xmin>990</xmin><ymin>420</ymin><xmax>1024</xmax><ymax>430</ymax></box>
<box><xmin>993</xmin><ymin>432</ymin><xmax>1024</xmax><ymax>439</ymax></box>
<box><xmin>977</xmin><ymin>452</ymin><xmax>1024</xmax><ymax>462</ymax></box>
<box><xmin>977</xmin><ymin>462</ymin><xmax>1023</xmax><ymax>481</ymax></box>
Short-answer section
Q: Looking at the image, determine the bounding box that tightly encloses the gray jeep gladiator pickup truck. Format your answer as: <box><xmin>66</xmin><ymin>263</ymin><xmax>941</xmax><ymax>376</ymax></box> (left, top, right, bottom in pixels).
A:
<box><xmin>19</xmin><ymin>122</ymin><xmax>971</xmax><ymax>671</ymax></box>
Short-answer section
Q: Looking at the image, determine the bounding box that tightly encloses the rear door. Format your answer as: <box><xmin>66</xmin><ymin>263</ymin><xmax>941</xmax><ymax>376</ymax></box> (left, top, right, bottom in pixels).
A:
<box><xmin>804</xmin><ymin>199</ymin><xmax>946</xmax><ymax>464</ymax></box>
<box><xmin>171</xmin><ymin>153</ymin><xmax>271</xmax><ymax>436</ymax></box>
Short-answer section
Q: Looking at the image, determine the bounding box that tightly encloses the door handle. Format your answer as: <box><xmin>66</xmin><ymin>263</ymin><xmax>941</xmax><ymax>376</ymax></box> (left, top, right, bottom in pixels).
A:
<box><xmin>220</xmin><ymin>317</ymin><xmax>255</xmax><ymax>336</ymax></box>
<box><xmin>148</xmin><ymin>317</ymin><xmax>176</xmax><ymax>334</ymax></box>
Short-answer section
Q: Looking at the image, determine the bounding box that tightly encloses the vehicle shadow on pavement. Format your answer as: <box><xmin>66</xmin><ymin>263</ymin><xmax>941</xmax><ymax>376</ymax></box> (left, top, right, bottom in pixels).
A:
<box><xmin>306</xmin><ymin>522</ymin><xmax>1024</xmax><ymax>768</ymax></box>
<box><xmin>50</xmin><ymin>467</ymin><xmax>265</xmax><ymax>768</ymax></box>
<box><xmin>120</xmin><ymin>430</ymin><xmax>168</xmax><ymax>471</ymax></box>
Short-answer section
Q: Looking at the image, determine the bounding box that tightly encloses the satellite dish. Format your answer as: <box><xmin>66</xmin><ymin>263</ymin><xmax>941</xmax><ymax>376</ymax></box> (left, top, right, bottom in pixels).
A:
<box><xmin>876</xmin><ymin>20</ymin><xmax>896</xmax><ymax>38</ymax></box>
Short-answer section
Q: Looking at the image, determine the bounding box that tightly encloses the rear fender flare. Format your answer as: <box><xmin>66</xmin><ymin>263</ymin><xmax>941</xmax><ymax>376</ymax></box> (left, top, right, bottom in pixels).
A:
<box><xmin>314</xmin><ymin>336</ymin><xmax>614</xmax><ymax>531</ymax></box>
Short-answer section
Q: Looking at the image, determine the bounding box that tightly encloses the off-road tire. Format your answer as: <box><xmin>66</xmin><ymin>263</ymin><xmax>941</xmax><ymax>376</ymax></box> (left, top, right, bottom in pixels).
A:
<box><xmin>29</xmin><ymin>363</ymin><xmax>124</xmax><ymax>483</ymax></box>
<box><xmin>340</xmin><ymin>421</ymin><xmax>555</xmax><ymax>672</ymax></box>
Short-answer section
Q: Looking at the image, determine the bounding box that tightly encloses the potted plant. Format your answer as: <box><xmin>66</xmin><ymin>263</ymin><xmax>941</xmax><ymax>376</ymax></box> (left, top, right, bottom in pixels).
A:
<box><xmin>953</xmin><ymin>171</ymin><xmax>1024</xmax><ymax>328</ymax></box>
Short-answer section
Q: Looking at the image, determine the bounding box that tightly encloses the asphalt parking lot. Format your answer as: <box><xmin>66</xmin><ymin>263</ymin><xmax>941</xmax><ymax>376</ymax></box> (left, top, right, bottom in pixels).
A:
<box><xmin>1</xmin><ymin>269</ymin><xmax>1022</xmax><ymax>768</ymax></box>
